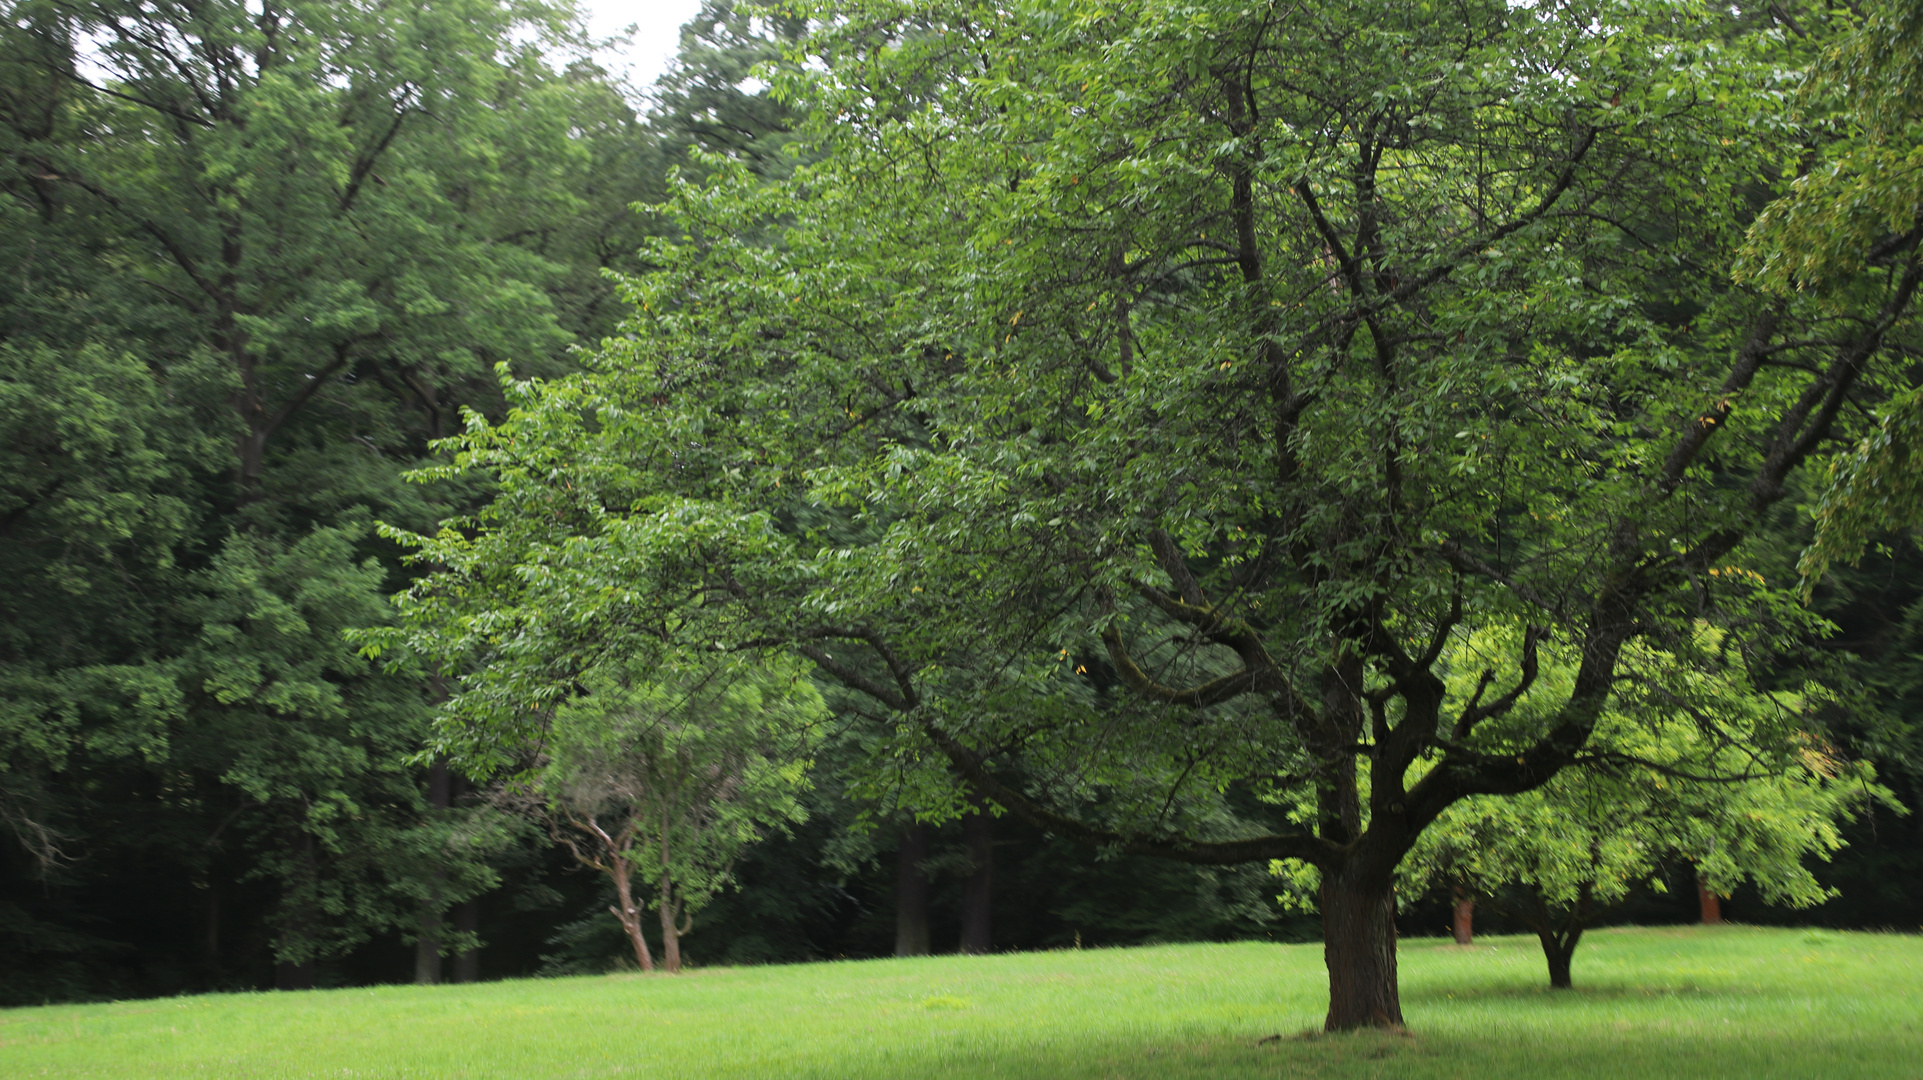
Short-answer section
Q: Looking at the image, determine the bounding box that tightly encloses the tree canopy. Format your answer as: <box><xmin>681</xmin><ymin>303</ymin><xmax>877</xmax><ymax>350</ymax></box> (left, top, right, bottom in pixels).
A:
<box><xmin>375</xmin><ymin>0</ymin><xmax>1923</xmax><ymax>1029</ymax></box>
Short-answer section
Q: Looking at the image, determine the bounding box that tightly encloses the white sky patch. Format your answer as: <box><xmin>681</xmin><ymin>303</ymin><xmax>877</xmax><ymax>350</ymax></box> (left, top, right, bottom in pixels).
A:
<box><xmin>586</xmin><ymin>0</ymin><xmax>707</xmax><ymax>88</ymax></box>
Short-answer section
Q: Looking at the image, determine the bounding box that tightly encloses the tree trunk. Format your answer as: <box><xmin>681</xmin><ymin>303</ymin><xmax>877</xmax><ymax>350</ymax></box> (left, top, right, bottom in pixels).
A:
<box><xmin>202</xmin><ymin>884</ymin><xmax>221</xmax><ymax>966</ymax></box>
<box><xmin>1521</xmin><ymin>887</ymin><xmax>1585</xmax><ymax>989</ymax></box>
<box><xmin>959</xmin><ymin>805</ymin><xmax>993</xmax><ymax>955</ymax></box>
<box><xmin>414</xmin><ymin>758</ymin><xmax>452</xmax><ymax>984</ymax></box>
<box><xmin>1450</xmin><ymin>887</ymin><xmax>1474</xmax><ymax>946</ymax></box>
<box><xmin>413</xmin><ymin>908</ymin><xmax>443</xmax><ymax>985</ymax></box>
<box><xmin>276</xmin><ymin>830</ymin><xmax>318</xmax><ymax>991</ymax></box>
<box><xmin>1698</xmin><ymin>877</ymin><xmax>1722</xmax><ymax>925</ymax></box>
<box><xmin>450</xmin><ymin>899</ymin><xmax>480</xmax><ymax>983</ymax></box>
<box><xmin>1539</xmin><ymin>929</ymin><xmax>1580</xmax><ymax>989</ymax></box>
<box><xmin>895</xmin><ymin>821</ymin><xmax>931</xmax><ymax>957</ymax></box>
<box><xmin>445</xmin><ymin>753</ymin><xmax>480</xmax><ymax>983</ymax></box>
<box><xmin>658</xmin><ymin>874</ymin><xmax>683</xmax><ymax>973</ymax></box>
<box><xmin>275</xmin><ymin>959</ymin><xmax>314</xmax><ymax>990</ymax></box>
<box><xmin>608</xmin><ymin>862</ymin><xmax>654</xmax><ymax>973</ymax></box>
<box><xmin>1319</xmin><ymin>865</ymin><xmax>1402</xmax><ymax>1030</ymax></box>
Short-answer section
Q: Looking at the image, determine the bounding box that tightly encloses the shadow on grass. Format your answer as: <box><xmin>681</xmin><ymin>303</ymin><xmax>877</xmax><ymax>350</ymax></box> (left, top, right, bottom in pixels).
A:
<box><xmin>760</xmin><ymin>1021</ymin><xmax>1875</xmax><ymax>1080</ymax></box>
<box><xmin>1403</xmin><ymin>979</ymin><xmax>1768</xmax><ymax>1004</ymax></box>
<box><xmin>766</xmin><ymin>1029</ymin><xmax>1437</xmax><ymax>1080</ymax></box>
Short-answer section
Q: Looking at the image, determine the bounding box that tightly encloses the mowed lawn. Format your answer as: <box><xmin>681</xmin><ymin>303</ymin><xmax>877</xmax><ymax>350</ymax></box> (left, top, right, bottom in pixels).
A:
<box><xmin>2</xmin><ymin>925</ymin><xmax>1917</xmax><ymax>1079</ymax></box>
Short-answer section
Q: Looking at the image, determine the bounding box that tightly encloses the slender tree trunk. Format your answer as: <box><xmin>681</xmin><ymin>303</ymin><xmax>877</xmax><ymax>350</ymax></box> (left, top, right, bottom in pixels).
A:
<box><xmin>447</xmin><ymin>763</ymin><xmax>480</xmax><ymax>983</ymax></box>
<box><xmin>276</xmin><ymin>830</ymin><xmax>318</xmax><ymax>991</ymax></box>
<box><xmin>1698</xmin><ymin>877</ymin><xmax>1723</xmax><ymax>925</ymax></box>
<box><xmin>413</xmin><ymin>909</ymin><xmax>444</xmax><ymax>985</ymax></box>
<box><xmin>895</xmin><ymin>821</ymin><xmax>931</xmax><ymax>957</ymax></box>
<box><xmin>607</xmin><ymin>862</ymin><xmax>655</xmax><ymax>973</ymax></box>
<box><xmin>658</xmin><ymin>874</ymin><xmax>683</xmax><ymax>973</ymax></box>
<box><xmin>1450</xmin><ymin>886</ymin><xmax>1474</xmax><ymax>946</ymax></box>
<box><xmin>959</xmin><ymin>805</ymin><xmax>993</xmax><ymax>955</ymax></box>
<box><xmin>414</xmin><ymin>758</ymin><xmax>451</xmax><ymax>984</ymax></box>
<box><xmin>1319</xmin><ymin>863</ymin><xmax>1402</xmax><ymax>1030</ymax></box>
<box><xmin>202</xmin><ymin>884</ymin><xmax>221</xmax><ymax>966</ymax></box>
<box><xmin>450</xmin><ymin>899</ymin><xmax>480</xmax><ymax>983</ymax></box>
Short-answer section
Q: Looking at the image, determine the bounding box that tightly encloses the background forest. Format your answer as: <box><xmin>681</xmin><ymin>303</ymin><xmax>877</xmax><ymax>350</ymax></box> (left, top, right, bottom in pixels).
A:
<box><xmin>3</xmin><ymin>0</ymin><xmax>1921</xmax><ymax>1007</ymax></box>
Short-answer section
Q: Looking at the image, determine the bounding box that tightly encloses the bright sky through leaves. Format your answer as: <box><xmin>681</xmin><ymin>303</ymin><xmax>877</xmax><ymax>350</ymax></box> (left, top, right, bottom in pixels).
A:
<box><xmin>585</xmin><ymin>0</ymin><xmax>705</xmax><ymax>88</ymax></box>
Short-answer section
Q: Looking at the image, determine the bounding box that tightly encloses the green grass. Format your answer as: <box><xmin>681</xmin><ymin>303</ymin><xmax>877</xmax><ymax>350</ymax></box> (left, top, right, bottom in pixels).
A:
<box><xmin>3</xmin><ymin>925</ymin><xmax>1918</xmax><ymax>1078</ymax></box>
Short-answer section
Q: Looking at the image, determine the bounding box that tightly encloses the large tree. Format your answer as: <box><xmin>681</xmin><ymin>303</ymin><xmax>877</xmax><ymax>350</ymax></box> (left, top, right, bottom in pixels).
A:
<box><xmin>0</xmin><ymin>0</ymin><xmax>654</xmax><ymax>995</ymax></box>
<box><xmin>375</xmin><ymin>0</ymin><xmax>1922</xmax><ymax>1029</ymax></box>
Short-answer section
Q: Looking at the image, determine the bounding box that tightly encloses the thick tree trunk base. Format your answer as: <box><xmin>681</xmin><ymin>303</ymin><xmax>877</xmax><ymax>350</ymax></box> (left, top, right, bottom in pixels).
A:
<box><xmin>1320</xmin><ymin>871</ymin><xmax>1402</xmax><ymax>1031</ymax></box>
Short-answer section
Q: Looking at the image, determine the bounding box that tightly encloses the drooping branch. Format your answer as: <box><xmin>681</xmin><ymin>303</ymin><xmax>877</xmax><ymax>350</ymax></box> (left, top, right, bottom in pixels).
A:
<box><xmin>916</xmin><ymin>713</ymin><xmax>1340</xmax><ymax>867</ymax></box>
<box><xmin>796</xmin><ymin>624</ymin><xmax>920</xmax><ymax>711</ymax></box>
<box><xmin>787</xmin><ymin>617</ymin><xmax>1333</xmax><ymax>866</ymax></box>
<box><xmin>1147</xmin><ymin>528</ymin><xmax>1206</xmax><ymax>607</ymax></box>
<box><xmin>1436</xmin><ymin>538</ymin><xmax>1556</xmax><ymax>613</ymax></box>
<box><xmin>1098</xmin><ymin>621</ymin><xmax>1264</xmax><ymax>708</ymax></box>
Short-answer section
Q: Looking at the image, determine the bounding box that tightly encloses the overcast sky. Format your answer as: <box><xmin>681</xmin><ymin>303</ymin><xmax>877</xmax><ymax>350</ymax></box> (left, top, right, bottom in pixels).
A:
<box><xmin>584</xmin><ymin>0</ymin><xmax>708</xmax><ymax>89</ymax></box>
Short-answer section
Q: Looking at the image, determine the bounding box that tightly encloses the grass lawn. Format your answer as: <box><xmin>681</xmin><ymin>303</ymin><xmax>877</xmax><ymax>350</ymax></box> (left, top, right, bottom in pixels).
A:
<box><xmin>1</xmin><ymin>925</ymin><xmax>1917</xmax><ymax>1078</ymax></box>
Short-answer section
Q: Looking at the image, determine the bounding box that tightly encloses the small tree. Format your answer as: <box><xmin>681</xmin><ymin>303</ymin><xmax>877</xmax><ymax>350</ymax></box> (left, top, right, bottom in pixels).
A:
<box><xmin>1399</xmin><ymin>633</ymin><xmax>1893</xmax><ymax>989</ymax></box>
<box><xmin>511</xmin><ymin>658</ymin><xmax>823</xmax><ymax>972</ymax></box>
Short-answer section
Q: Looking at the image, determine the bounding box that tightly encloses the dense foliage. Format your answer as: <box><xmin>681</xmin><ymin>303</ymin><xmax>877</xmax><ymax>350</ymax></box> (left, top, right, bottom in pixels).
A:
<box><xmin>8</xmin><ymin>0</ymin><xmax>1923</xmax><ymax>1018</ymax></box>
<box><xmin>372</xmin><ymin>0</ymin><xmax>1923</xmax><ymax>1029</ymax></box>
<box><xmin>0</xmin><ymin>0</ymin><xmax>682</xmax><ymax>1000</ymax></box>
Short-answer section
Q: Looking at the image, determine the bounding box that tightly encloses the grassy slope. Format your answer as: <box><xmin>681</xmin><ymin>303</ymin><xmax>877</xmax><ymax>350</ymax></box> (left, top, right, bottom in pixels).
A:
<box><xmin>2</xmin><ymin>925</ymin><xmax>1917</xmax><ymax>1079</ymax></box>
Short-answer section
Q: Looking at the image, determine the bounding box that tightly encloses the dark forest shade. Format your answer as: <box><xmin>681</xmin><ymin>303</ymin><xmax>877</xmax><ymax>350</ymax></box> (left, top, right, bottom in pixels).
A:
<box><xmin>895</xmin><ymin>823</ymin><xmax>931</xmax><ymax>957</ymax></box>
<box><xmin>959</xmin><ymin>809</ymin><xmax>993</xmax><ymax>956</ymax></box>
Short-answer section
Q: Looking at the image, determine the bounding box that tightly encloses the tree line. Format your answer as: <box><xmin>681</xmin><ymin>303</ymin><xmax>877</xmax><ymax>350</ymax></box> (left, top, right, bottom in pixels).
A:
<box><xmin>6</xmin><ymin>0</ymin><xmax>1923</xmax><ymax>1029</ymax></box>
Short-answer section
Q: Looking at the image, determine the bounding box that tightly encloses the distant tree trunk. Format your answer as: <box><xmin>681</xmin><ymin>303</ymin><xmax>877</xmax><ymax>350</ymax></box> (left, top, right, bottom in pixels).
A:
<box><xmin>276</xmin><ymin>829</ymin><xmax>318</xmax><ymax>991</ymax></box>
<box><xmin>1698</xmin><ymin>876</ymin><xmax>1723</xmax><ymax>924</ymax></box>
<box><xmin>607</xmin><ymin>857</ymin><xmax>655</xmax><ymax>973</ymax></box>
<box><xmin>1319</xmin><ymin>862</ymin><xmax>1402</xmax><ymax>1029</ymax></box>
<box><xmin>1540</xmin><ymin>929</ymin><xmax>1579</xmax><ymax>989</ymax></box>
<box><xmin>415</xmin><ymin>758</ymin><xmax>452</xmax><ymax>984</ymax></box>
<box><xmin>959</xmin><ymin>804</ymin><xmax>993</xmax><ymax>955</ymax></box>
<box><xmin>657</xmin><ymin>873</ymin><xmax>688</xmax><ymax>973</ymax></box>
<box><xmin>448</xmin><ymin>764</ymin><xmax>480</xmax><ymax>983</ymax></box>
<box><xmin>203</xmin><ymin>884</ymin><xmax>221</xmax><ymax>965</ymax></box>
<box><xmin>895</xmin><ymin>821</ymin><xmax>931</xmax><ymax>957</ymax></box>
<box><xmin>450</xmin><ymin>899</ymin><xmax>480</xmax><ymax>983</ymax></box>
<box><xmin>1516</xmin><ymin>883</ymin><xmax>1590</xmax><ymax>989</ymax></box>
<box><xmin>414</xmin><ymin>908</ymin><xmax>444</xmax><ymax>985</ymax></box>
<box><xmin>275</xmin><ymin>959</ymin><xmax>315</xmax><ymax>991</ymax></box>
<box><xmin>1450</xmin><ymin>885</ymin><xmax>1474</xmax><ymax>946</ymax></box>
